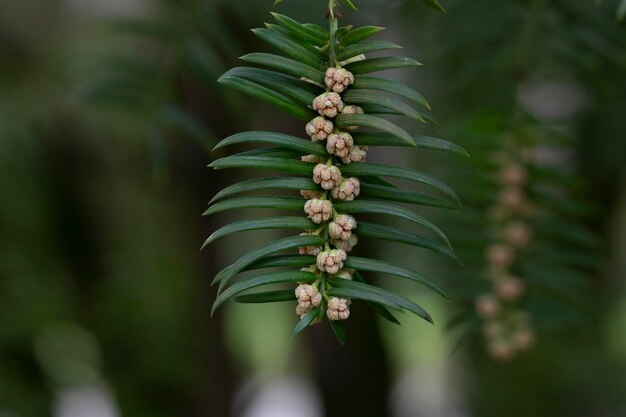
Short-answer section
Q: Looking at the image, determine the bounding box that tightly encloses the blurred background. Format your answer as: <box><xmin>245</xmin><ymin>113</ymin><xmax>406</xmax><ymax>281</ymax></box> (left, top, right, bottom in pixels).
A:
<box><xmin>1</xmin><ymin>0</ymin><xmax>625</xmax><ymax>416</ymax></box>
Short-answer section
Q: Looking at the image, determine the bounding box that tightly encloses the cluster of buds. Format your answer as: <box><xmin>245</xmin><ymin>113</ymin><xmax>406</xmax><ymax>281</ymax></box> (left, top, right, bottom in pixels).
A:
<box><xmin>483</xmin><ymin>313</ymin><xmax>536</xmax><ymax>361</ymax></box>
<box><xmin>317</xmin><ymin>249</ymin><xmax>347</xmax><ymax>275</ymax></box>
<box><xmin>331</xmin><ymin>177</ymin><xmax>360</xmax><ymax>201</ymax></box>
<box><xmin>332</xmin><ymin>234</ymin><xmax>358</xmax><ymax>252</ymax></box>
<box><xmin>298</xmin><ymin>232</ymin><xmax>323</xmax><ymax>256</ymax></box>
<box><xmin>342</xmin><ymin>145</ymin><xmax>368</xmax><ymax>164</ymax></box>
<box><xmin>312</xmin><ymin>92</ymin><xmax>344</xmax><ymax>118</ymax></box>
<box><xmin>497</xmin><ymin>163</ymin><xmax>533</xmax><ymax>215</ymax></box>
<box><xmin>477</xmin><ymin>154</ymin><xmax>536</xmax><ymax>360</ymax></box>
<box><xmin>306</xmin><ymin>117</ymin><xmax>334</xmax><ymax>141</ymax></box>
<box><xmin>294</xmin><ymin>65</ymin><xmax>367</xmax><ymax>326</ymax></box>
<box><xmin>329</xmin><ymin>215</ymin><xmax>357</xmax><ymax>241</ymax></box>
<box><xmin>313</xmin><ymin>163</ymin><xmax>342</xmax><ymax>190</ymax></box>
<box><xmin>295</xmin><ymin>284</ymin><xmax>322</xmax><ymax>318</ymax></box>
<box><xmin>325</xmin><ymin>68</ymin><xmax>355</xmax><ymax>93</ymax></box>
<box><xmin>326</xmin><ymin>132</ymin><xmax>354</xmax><ymax>157</ymax></box>
<box><xmin>341</xmin><ymin>105</ymin><xmax>364</xmax><ymax>131</ymax></box>
<box><xmin>304</xmin><ymin>198</ymin><xmax>333</xmax><ymax>224</ymax></box>
<box><xmin>326</xmin><ymin>297</ymin><xmax>351</xmax><ymax>320</ymax></box>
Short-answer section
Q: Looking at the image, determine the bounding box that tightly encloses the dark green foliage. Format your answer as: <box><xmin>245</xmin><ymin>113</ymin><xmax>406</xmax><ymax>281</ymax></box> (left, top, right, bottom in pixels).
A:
<box><xmin>206</xmin><ymin>2</ymin><xmax>459</xmax><ymax>339</ymax></box>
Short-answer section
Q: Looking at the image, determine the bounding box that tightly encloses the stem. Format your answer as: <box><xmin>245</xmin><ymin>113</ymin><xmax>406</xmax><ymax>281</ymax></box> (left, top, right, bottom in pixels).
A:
<box><xmin>328</xmin><ymin>0</ymin><xmax>339</xmax><ymax>67</ymax></box>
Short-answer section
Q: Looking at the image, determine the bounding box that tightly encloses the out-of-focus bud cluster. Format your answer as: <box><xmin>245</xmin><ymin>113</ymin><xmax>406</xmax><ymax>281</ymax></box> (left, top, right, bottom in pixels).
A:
<box><xmin>477</xmin><ymin>151</ymin><xmax>536</xmax><ymax>360</ymax></box>
<box><xmin>483</xmin><ymin>313</ymin><xmax>535</xmax><ymax>361</ymax></box>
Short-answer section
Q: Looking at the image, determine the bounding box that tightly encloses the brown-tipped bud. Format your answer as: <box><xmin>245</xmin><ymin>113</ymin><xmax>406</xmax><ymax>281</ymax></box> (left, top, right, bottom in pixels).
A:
<box><xmin>476</xmin><ymin>294</ymin><xmax>501</xmax><ymax>319</ymax></box>
<box><xmin>316</xmin><ymin>249</ymin><xmax>347</xmax><ymax>275</ymax></box>
<box><xmin>500</xmin><ymin>164</ymin><xmax>528</xmax><ymax>187</ymax></box>
<box><xmin>486</xmin><ymin>244</ymin><xmax>515</xmax><ymax>269</ymax></box>
<box><xmin>513</xmin><ymin>327</ymin><xmax>536</xmax><ymax>351</ymax></box>
<box><xmin>312</xmin><ymin>92</ymin><xmax>344</xmax><ymax>118</ymax></box>
<box><xmin>341</xmin><ymin>145</ymin><xmax>368</xmax><ymax>164</ymax></box>
<box><xmin>499</xmin><ymin>187</ymin><xmax>526</xmax><ymax>211</ymax></box>
<box><xmin>324</xmin><ymin>67</ymin><xmax>355</xmax><ymax>93</ymax></box>
<box><xmin>504</xmin><ymin>221</ymin><xmax>533</xmax><ymax>248</ymax></box>
<box><xmin>301</xmin><ymin>154</ymin><xmax>323</xmax><ymax>163</ymax></box>
<box><xmin>332</xmin><ymin>234</ymin><xmax>359</xmax><ymax>252</ymax></box>
<box><xmin>313</xmin><ymin>164</ymin><xmax>342</xmax><ymax>190</ymax></box>
<box><xmin>300</xmin><ymin>190</ymin><xmax>323</xmax><ymax>200</ymax></box>
<box><xmin>329</xmin><ymin>214</ymin><xmax>357</xmax><ymax>241</ymax></box>
<box><xmin>326</xmin><ymin>132</ymin><xmax>354</xmax><ymax>157</ymax></box>
<box><xmin>304</xmin><ymin>199</ymin><xmax>332</xmax><ymax>224</ymax></box>
<box><xmin>340</xmin><ymin>105</ymin><xmax>364</xmax><ymax>131</ymax></box>
<box><xmin>295</xmin><ymin>284</ymin><xmax>322</xmax><ymax>309</ymax></box>
<box><xmin>331</xmin><ymin>177</ymin><xmax>360</xmax><ymax>201</ymax></box>
<box><xmin>488</xmin><ymin>339</ymin><xmax>515</xmax><ymax>362</ymax></box>
<box><xmin>305</xmin><ymin>117</ymin><xmax>334</xmax><ymax>141</ymax></box>
<box><xmin>326</xmin><ymin>297</ymin><xmax>351</xmax><ymax>320</ymax></box>
<box><xmin>298</xmin><ymin>245</ymin><xmax>323</xmax><ymax>257</ymax></box>
<box><xmin>495</xmin><ymin>276</ymin><xmax>526</xmax><ymax>302</ymax></box>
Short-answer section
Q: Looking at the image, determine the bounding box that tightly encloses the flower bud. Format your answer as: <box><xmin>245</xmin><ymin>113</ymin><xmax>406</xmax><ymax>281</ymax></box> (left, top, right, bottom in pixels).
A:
<box><xmin>331</xmin><ymin>177</ymin><xmax>360</xmax><ymax>201</ymax></box>
<box><xmin>324</xmin><ymin>67</ymin><xmax>355</xmax><ymax>93</ymax></box>
<box><xmin>301</xmin><ymin>154</ymin><xmax>323</xmax><ymax>163</ymax></box>
<box><xmin>305</xmin><ymin>117</ymin><xmax>334</xmax><ymax>141</ymax></box>
<box><xmin>326</xmin><ymin>132</ymin><xmax>354</xmax><ymax>157</ymax></box>
<box><xmin>500</xmin><ymin>164</ymin><xmax>527</xmax><ymax>187</ymax></box>
<box><xmin>312</xmin><ymin>92</ymin><xmax>344</xmax><ymax>118</ymax></box>
<box><xmin>513</xmin><ymin>327</ymin><xmax>536</xmax><ymax>351</ymax></box>
<box><xmin>329</xmin><ymin>214</ymin><xmax>357</xmax><ymax>241</ymax></box>
<box><xmin>313</xmin><ymin>164</ymin><xmax>342</xmax><ymax>190</ymax></box>
<box><xmin>475</xmin><ymin>294</ymin><xmax>501</xmax><ymax>319</ymax></box>
<box><xmin>300</xmin><ymin>190</ymin><xmax>323</xmax><ymax>200</ymax></box>
<box><xmin>341</xmin><ymin>145</ymin><xmax>368</xmax><ymax>164</ymax></box>
<box><xmin>317</xmin><ymin>249</ymin><xmax>347</xmax><ymax>275</ymax></box>
<box><xmin>488</xmin><ymin>339</ymin><xmax>514</xmax><ymax>362</ymax></box>
<box><xmin>504</xmin><ymin>221</ymin><xmax>533</xmax><ymax>248</ymax></box>
<box><xmin>298</xmin><ymin>245</ymin><xmax>322</xmax><ymax>256</ymax></box>
<box><xmin>332</xmin><ymin>234</ymin><xmax>359</xmax><ymax>252</ymax></box>
<box><xmin>326</xmin><ymin>297</ymin><xmax>351</xmax><ymax>320</ymax></box>
<box><xmin>295</xmin><ymin>284</ymin><xmax>322</xmax><ymax>309</ymax></box>
<box><xmin>297</xmin><ymin>234</ymin><xmax>323</xmax><ymax>256</ymax></box>
<box><xmin>486</xmin><ymin>244</ymin><xmax>515</xmax><ymax>269</ymax></box>
<box><xmin>495</xmin><ymin>276</ymin><xmax>526</xmax><ymax>302</ymax></box>
<box><xmin>304</xmin><ymin>199</ymin><xmax>332</xmax><ymax>224</ymax></box>
<box><xmin>340</xmin><ymin>105</ymin><xmax>364</xmax><ymax>130</ymax></box>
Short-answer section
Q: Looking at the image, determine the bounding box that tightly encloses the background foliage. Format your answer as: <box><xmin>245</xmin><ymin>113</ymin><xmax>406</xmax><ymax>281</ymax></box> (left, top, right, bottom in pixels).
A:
<box><xmin>1</xmin><ymin>0</ymin><xmax>625</xmax><ymax>416</ymax></box>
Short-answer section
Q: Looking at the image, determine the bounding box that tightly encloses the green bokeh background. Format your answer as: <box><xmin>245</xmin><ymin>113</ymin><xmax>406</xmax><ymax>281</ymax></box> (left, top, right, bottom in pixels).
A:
<box><xmin>1</xmin><ymin>0</ymin><xmax>625</xmax><ymax>416</ymax></box>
